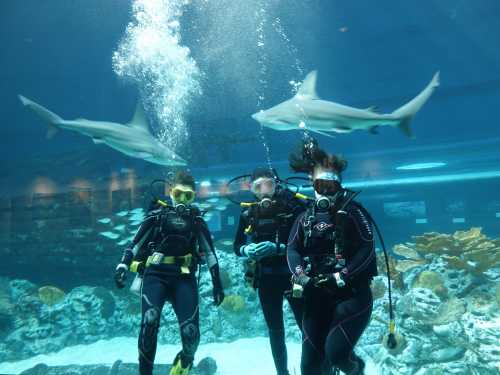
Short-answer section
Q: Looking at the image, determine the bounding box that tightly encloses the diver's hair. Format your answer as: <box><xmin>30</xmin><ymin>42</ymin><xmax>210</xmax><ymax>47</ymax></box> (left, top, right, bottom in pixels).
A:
<box><xmin>173</xmin><ymin>170</ymin><xmax>196</xmax><ymax>190</ymax></box>
<box><xmin>251</xmin><ymin>167</ymin><xmax>277</xmax><ymax>181</ymax></box>
<box><xmin>289</xmin><ymin>136</ymin><xmax>347</xmax><ymax>175</ymax></box>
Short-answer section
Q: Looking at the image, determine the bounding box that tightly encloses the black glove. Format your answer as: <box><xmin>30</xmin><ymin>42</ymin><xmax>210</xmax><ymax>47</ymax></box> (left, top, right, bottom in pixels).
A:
<box><xmin>114</xmin><ymin>264</ymin><xmax>128</xmax><ymax>289</ymax></box>
<box><xmin>209</xmin><ymin>265</ymin><xmax>225</xmax><ymax>306</ymax></box>
<box><xmin>313</xmin><ymin>273</ymin><xmax>339</xmax><ymax>293</ymax></box>
<box><xmin>213</xmin><ymin>286</ymin><xmax>225</xmax><ymax>307</ymax></box>
<box><xmin>294</xmin><ymin>273</ymin><xmax>311</xmax><ymax>287</ymax></box>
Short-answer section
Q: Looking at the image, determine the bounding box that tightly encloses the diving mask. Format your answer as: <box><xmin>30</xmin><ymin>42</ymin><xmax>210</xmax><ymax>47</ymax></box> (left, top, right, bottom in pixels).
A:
<box><xmin>170</xmin><ymin>185</ymin><xmax>196</xmax><ymax>205</ymax></box>
<box><xmin>313</xmin><ymin>171</ymin><xmax>341</xmax><ymax>196</ymax></box>
<box><xmin>251</xmin><ymin>177</ymin><xmax>276</xmax><ymax>199</ymax></box>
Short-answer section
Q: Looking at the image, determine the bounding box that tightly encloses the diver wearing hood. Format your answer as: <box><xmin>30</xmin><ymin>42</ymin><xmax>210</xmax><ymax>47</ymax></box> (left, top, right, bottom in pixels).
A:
<box><xmin>286</xmin><ymin>138</ymin><xmax>377</xmax><ymax>375</ymax></box>
<box><xmin>114</xmin><ymin>170</ymin><xmax>225</xmax><ymax>375</ymax></box>
<box><xmin>233</xmin><ymin>167</ymin><xmax>307</xmax><ymax>375</ymax></box>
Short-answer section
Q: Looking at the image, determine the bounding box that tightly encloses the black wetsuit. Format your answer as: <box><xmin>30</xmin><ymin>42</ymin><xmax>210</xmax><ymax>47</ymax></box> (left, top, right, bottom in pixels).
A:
<box><xmin>287</xmin><ymin>194</ymin><xmax>377</xmax><ymax>375</ymax></box>
<box><xmin>233</xmin><ymin>188</ymin><xmax>306</xmax><ymax>375</ymax></box>
<box><xmin>119</xmin><ymin>205</ymin><xmax>223</xmax><ymax>375</ymax></box>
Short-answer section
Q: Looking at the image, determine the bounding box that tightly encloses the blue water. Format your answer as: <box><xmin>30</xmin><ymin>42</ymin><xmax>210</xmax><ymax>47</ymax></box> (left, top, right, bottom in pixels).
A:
<box><xmin>1</xmin><ymin>1</ymin><xmax>500</xmax><ymax>374</ymax></box>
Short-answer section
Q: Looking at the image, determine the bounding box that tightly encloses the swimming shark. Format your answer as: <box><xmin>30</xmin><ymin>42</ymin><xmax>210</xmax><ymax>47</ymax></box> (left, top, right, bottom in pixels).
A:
<box><xmin>18</xmin><ymin>95</ymin><xmax>187</xmax><ymax>166</ymax></box>
<box><xmin>251</xmin><ymin>71</ymin><xmax>440</xmax><ymax>138</ymax></box>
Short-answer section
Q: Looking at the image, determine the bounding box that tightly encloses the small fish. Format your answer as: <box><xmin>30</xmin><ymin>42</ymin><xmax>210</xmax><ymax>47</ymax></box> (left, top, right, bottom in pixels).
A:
<box><xmin>99</xmin><ymin>231</ymin><xmax>120</xmax><ymax>240</ymax></box>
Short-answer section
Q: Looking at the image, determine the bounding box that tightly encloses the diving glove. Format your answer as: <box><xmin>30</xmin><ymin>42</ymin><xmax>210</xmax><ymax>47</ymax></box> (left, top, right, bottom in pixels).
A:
<box><xmin>240</xmin><ymin>243</ymin><xmax>260</xmax><ymax>258</ymax></box>
<box><xmin>213</xmin><ymin>287</ymin><xmax>225</xmax><ymax>307</ymax></box>
<box><xmin>114</xmin><ymin>264</ymin><xmax>128</xmax><ymax>289</ymax></box>
<box><xmin>253</xmin><ymin>241</ymin><xmax>286</xmax><ymax>258</ymax></box>
<box><xmin>293</xmin><ymin>273</ymin><xmax>312</xmax><ymax>288</ymax></box>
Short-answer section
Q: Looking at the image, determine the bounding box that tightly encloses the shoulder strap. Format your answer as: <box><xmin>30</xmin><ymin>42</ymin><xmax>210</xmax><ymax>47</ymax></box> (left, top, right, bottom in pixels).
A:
<box><xmin>303</xmin><ymin>205</ymin><xmax>316</xmax><ymax>248</ymax></box>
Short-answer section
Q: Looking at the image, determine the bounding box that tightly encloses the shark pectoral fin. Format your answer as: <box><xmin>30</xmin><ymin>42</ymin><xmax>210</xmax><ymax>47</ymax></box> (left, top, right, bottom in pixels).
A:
<box><xmin>135</xmin><ymin>152</ymin><xmax>154</xmax><ymax>159</ymax></box>
<box><xmin>92</xmin><ymin>138</ymin><xmax>104</xmax><ymax>144</ymax></box>
<box><xmin>369</xmin><ymin>125</ymin><xmax>380</xmax><ymax>135</ymax></box>
<box><xmin>128</xmin><ymin>102</ymin><xmax>151</xmax><ymax>132</ymax></box>
<box><xmin>296</xmin><ymin>71</ymin><xmax>320</xmax><ymax>99</ymax></box>
<box><xmin>365</xmin><ymin>106</ymin><xmax>379</xmax><ymax>113</ymax></box>
<box><xmin>46</xmin><ymin>124</ymin><xmax>59</xmax><ymax>139</ymax></box>
<box><xmin>307</xmin><ymin>129</ymin><xmax>336</xmax><ymax>138</ymax></box>
<box><xmin>332</xmin><ymin>126</ymin><xmax>352</xmax><ymax>134</ymax></box>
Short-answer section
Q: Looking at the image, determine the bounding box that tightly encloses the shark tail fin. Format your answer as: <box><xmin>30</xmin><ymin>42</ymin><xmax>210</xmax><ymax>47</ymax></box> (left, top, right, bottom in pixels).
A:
<box><xmin>19</xmin><ymin>95</ymin><xmax>62</xmax><ymax>139</ymax></box>
<box><xmin>391</xmin><ymin>72</ymin><xmax>440</xmax><ymax>138</ymax></box>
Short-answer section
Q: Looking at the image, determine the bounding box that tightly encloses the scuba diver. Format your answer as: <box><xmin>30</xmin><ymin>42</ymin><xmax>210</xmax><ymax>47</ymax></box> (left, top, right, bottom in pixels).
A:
<box><xmin>286</xmin><ymin>138</ymin><xmax>377</xmax><ymax>375</ymax></box>
<box><xmin>232</xmin><ymin>167</ymin><xmax>308</xmax><ymax>375</ymax></box>
<box><xmin>114</xmin><ymin>170</ymin><xmax>225</xmax><ymax>375</ymax></box>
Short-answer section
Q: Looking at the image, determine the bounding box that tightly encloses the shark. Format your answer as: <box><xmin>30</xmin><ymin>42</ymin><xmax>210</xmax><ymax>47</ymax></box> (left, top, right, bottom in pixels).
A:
<box><xmin>18</xmin><ymin>95</ymin><xmax>187</xmax><ymax>166</ymax></box>
<box><xmin>251</xmin><ymin>70</ymin><xmax>440</xmax><ymax>138</ymax></box>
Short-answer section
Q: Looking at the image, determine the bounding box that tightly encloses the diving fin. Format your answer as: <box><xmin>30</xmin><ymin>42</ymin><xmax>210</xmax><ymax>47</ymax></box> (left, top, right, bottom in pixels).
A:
<box><xmin>170</xmin><ymin>352</ymin><xmax>192</xmax><ymax>375</ymax></box>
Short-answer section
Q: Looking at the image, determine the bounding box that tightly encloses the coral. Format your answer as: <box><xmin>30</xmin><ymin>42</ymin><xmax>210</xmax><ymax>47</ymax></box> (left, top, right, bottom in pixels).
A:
<box><xmin>0</xmin><ymin>278</ymin><xmax>13</xmax><ymax>335</ymax></box>
<box><xmin>38</xmin><ymin>286</ymin><xmax>65</xmax><ymax>306</ymax></box>
<box><xmin>377</xmin><ymin>253</ymin><xmax>404</xmax><ymax>290</ymax></box>
<box><xmin>370</xmin><ymin>277</ymin><xmax>386</xmax><ymax>300</ymax></box>
<box><xmin>412</xmin><ymin>271</ymin><xmax>448</xmax><ymax>299</ymax></box>
<box><xmin>125</xmin><ymin>298</ymin><xmax>141</xmax><ymax>315</ymax></box>
<box><xmin>395</xmin><ymin>259</ymin><xmax>427</xmax><ymax>273</ymax></box>
<box><xmin>399</xmin><ymin>287</ymin><xmax>441</xmax><ymax>323</ymax></box>
<box><xmin>392</xmin><ymin>244</ymin><xmax>422</xmax><ymax>260</ymax></box>
<box><xmin>409</xmin><ymin>228</ymin><xmax>499</xmax><ymax>276</ymax></box>
<box><xmin>220</xmin><ymin>294</ymin><xmax>246</xmax><ymax>314</ymax></box>
<box><xmin>219</xmin><ymin>269</ymin><xmax>232</xmax><ymax>289</ymax></box>
<box><xmin>92</xmin><ymin>287</ymin><xmax>116</xmax><ymax>319</ymax></box>
<box><xmin>432</xmin><ymin>298</ymin><xmax>466</xmax><ymax>325</ymax></box>
<box><xmin>414</xmin><ymin>232</ymin><xmax>459</xmax><ymax>254</ymax></box>
<box><xmin>496</xmin><ymin>284</ymin><xmax>500</xmax><ymax>306</ymax></box>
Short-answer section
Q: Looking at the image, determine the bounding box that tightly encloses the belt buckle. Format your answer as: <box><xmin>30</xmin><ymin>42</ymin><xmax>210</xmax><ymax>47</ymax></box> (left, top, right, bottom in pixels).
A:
<box><xmin>150</xmin><ymin>252</ymin><xmax>164</xmax><ymax>265</ymax></box>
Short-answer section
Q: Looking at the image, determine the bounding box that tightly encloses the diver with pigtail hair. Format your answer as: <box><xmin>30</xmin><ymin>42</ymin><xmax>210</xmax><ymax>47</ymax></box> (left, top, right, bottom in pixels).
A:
<box><xmin>287</xmin><ymin>136</ymin><xmax>377</xmax><ymax>375</ymax></box>
<box><xmin>114</xmin><ymin>170</ymin><xmax>225</xmax><ymax>375</ymax></box>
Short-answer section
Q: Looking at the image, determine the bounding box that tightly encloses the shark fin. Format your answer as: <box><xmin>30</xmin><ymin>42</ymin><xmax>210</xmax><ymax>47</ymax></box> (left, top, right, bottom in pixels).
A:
<box><xmin>398</xmin><ymin>118</ymin><xmax>415</xmax><ymax>139</ymax></box>
<box><xmin>129</xmin><ymin>102</ymin><xmax>150</xmax><ymax>132</ymax></box>
<box><xmin>296</xmin><ymin>71</ymin><xmax>319</xmax><ymax>99</ymax></box>
<box><xmin>46</xmin><ymin>125</ymin><xmax>58</xmax><ymax>139</ymax></box>
<box><xmin>92</xmin><ymin>138</ymin><xmax>104</xmax><ymax>144</ymax></box>
<box><xmin>391</xmin><ymin>71</ymin><xmax>439</xmax><ymax>138</ymax></box>
<box><xmin>135</xmin><ymin>152</ymin><xmax>154</xmax><ymax>159</ymax></box>
<box><xmin>332</xmin><ymin>126</ymin><xmax>352</xmax><ymax>134</ymax></box>
<box><xmin>307</xmin><ymin>128</ymin><xmax>336</xmax><ymax>138</ymax></box>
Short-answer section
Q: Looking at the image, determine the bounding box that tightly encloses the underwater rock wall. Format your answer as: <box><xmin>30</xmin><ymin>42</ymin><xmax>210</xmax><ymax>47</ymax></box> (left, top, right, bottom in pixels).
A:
<box><xmin>1</xmin><ymin>227</ymin><xmax>499</xmax><ymax>374</ymax></box>
<box><xmin>359</xmin><ymin>227</ymin><xmax>500</xmax><ymax>374</ymax></box>
<box><xmin>0</xmin><ymin>244</ymin><xmax>300</xmax><ymax>363</ymax></box>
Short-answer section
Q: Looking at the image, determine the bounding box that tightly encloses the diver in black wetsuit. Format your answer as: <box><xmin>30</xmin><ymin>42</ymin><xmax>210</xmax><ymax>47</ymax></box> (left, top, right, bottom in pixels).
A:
<box><xmin>286</xmin><ymin>138</ymin><xmax>377</xmax><ymax>375</ymax></box>
<box><xmin>114</xmin><ymin>171</ymin><xmax>225</xmax><ymax>375</ymax></box>
<box><xmin>233</xmin><ymin>167</ymin><xmax>307</xmax><ymax>375</ymax></box>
